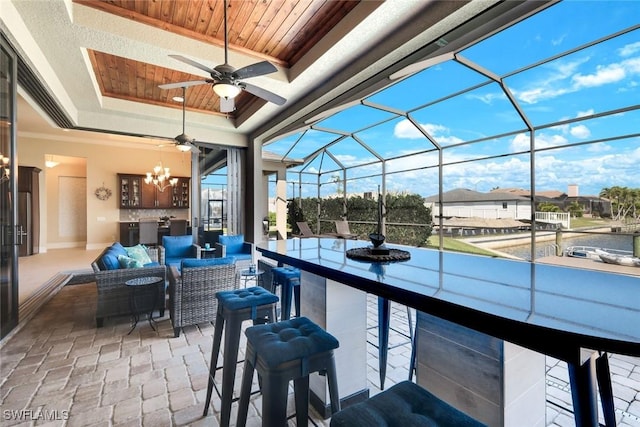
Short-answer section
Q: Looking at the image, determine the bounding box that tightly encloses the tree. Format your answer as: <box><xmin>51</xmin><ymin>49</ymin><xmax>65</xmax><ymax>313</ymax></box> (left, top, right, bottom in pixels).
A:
<box><xmin>329</xmin><ymin>174</ymin><xmax>343</xmax><ymax>195</ymax></box>
<box><xmin>567</xmin><ymin>201</ymin><xmax>583</xmax><ymax>218</ymax></box>
<box><xmin>600</xmin><ymin>186</ymin><xmax>640</xmax><ymax>221</ymax></box>
<box><xmin>537</xmin><ymin>202</ymin><xmax>561</xmax><ymax>212</ymax></box>
<box><xmin>287</xmin><ymin>192</ymin><xmax>433</xmax><ymax>246</ymax></box>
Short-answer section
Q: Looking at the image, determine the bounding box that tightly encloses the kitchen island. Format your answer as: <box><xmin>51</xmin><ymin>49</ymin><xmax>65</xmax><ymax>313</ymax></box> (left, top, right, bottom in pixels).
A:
<box><xmin>257</xmin><ymin>237</ymin><xmax>640</xmax><ymax>427</ymax></box>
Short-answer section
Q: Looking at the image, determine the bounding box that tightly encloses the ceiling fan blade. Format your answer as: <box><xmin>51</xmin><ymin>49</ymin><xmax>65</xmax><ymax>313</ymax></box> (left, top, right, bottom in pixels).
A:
<box><xmin>169</xmin><ymin>54</ymin><xmax>217</xmax><ymax>75</ymax></box>
<box><xmin>159</xmin><ymin>80</ymin><xmax>210</xmax><ymax>90</ymax></box>
<box><xmin>241</xmin><ymin>82</ymin><xmax>286</xmax><ymax>106</ymax></box>
<box><xmin>233</xmin><ymin>61</ymin><xmax>278</xmax><ymax>80</ymax></box>
<box><xmin>220</xmin><ymin>97</ymin><xmax>235</xmax><ymax>113</ymax></box>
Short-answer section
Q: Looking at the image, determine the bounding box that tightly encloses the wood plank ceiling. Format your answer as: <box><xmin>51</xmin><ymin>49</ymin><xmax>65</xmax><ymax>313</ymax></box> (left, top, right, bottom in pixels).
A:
<box><xmin>76</xmin><ymin>0</ymin><xmax>360</xmax><ymax>120</ymax></box>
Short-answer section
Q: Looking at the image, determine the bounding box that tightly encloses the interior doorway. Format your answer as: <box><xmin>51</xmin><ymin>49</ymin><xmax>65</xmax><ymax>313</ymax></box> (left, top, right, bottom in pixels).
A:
<box><xmin>45</xmin><ymin>155</ymin><xmax>87</xmax><ymax>249</ymax></box>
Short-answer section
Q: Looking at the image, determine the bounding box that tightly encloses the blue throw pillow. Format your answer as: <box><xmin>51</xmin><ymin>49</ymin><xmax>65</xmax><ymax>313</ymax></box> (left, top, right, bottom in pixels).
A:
<box><xmin>110</xmin><ymin>242</ymin><xmax>128</xmax><ymax>257</ymax></box>
<box><xmin>181</xmin><ymin>257</ymin><xmax>235</xmax><ymax>269</ymax></box>
<box><xmin>219</xmin><ymin>234</ymin><xmax>244</xmax><ymax>254</ymax></box>
<box><xmin>101</xmin><ymin>249</ymin><xmax>121</xmax><ymax>270</ymax></box>
<box><xmin>118</xmin><ymin>254</ymin><xmax>143</xmax><ymax>269</ymax></box>
<box><xmin>126</xmin><ymin>244</ymin><xmax>153</xmax><ymax>264</ymax></box>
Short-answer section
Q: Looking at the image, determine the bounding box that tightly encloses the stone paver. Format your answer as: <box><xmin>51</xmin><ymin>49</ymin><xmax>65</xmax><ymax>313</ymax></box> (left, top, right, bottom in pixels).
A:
<box><xmin>1</xmin><ymin>283</ymin><xmax>639</xmax><ymax>426</ymax></box>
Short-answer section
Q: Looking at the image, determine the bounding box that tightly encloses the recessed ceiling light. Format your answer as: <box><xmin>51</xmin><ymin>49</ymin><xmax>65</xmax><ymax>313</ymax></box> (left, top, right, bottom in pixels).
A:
<box><xmin>172</xmin><ymin>96</ymin><xmax>184</xmax><ymax>102</ymax></box>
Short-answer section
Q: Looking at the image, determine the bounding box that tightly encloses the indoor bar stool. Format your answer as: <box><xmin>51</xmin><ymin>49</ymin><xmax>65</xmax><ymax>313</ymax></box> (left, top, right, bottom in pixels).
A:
<box><xmin>236</xmin><ymin>316</ymin><xmax>341</xmax><ymax>427</ymax></box>
<box><xmin>330</xmin><ymin>380</ymin><xmax>486</xmax><ymax>427</ymax></box>
<box><xmin>203</xmin><ymin>286</ymin><xmax>279</xmax><ymax>427</ymax></box>
<box><xmin>271</xmin><ymin>266</ymin><xmax>301</xmax><ymax>320</ymax></box>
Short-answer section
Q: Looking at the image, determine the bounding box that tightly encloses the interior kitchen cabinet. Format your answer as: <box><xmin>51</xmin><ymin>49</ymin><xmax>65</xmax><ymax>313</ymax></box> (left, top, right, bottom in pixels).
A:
<box><xmin>171</xmin><ymin>177</ymin><xmax>190</xmax><ymax>208</ymax></box>
<box><xmin>117</xmin><ymin>174</ymin><xmax>141</xmax><ymax>208</ymax></box>
<box><xmin>119</xmin><ymin>174</ymin><xmax>189</xmax><ymax>209</ymax></box>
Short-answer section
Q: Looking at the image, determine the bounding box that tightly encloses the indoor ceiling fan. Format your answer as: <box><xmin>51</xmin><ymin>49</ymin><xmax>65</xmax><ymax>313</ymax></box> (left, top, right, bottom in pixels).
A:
<box><xmin>158</xmin><ymin>0</ymin><xmax>286</xmax><ymax>113</ymax></box>
<box><xmin>173</xmin><ymin>86</ymin><xmax>199</xmax><ymax>153</ymax></box>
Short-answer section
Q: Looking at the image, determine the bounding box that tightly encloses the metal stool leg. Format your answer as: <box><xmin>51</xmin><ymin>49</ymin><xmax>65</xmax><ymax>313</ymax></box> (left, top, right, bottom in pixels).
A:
<box><xmin>378</xmin><ymin>296</ymin><xmax>390</xmax><ymax>390</ymax></box>
<box><xmin>293</xmin><ymin>375</ymin><xmax>310</xmax><ymax>427</ymax></box>
<box><xmin>203</xmin><ymin>309</ymin><xmax>225</xmax><ymax>416</ymax></box>
<box><xmin>568</xmin><ymin>354</ymin><xmax>599</xmax><ymax>427</ymax></box>
<box><xmin>235</xmin><ymin>356</ymin><xmax>255</xmax><ymax>427</ymax></box>
<box><xmin>596</xmin><ymin>352</ymin><xmax>617</xmax><ymax>427</ymax></box>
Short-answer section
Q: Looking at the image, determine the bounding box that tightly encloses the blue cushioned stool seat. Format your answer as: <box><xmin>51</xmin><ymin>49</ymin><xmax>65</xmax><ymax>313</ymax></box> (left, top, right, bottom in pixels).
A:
<box><xmin>236</xmin><ymin>316</ymin><xmax>341</xmax><ymax>427</ymax></box>
<box><xmin>330</xmin><ymin>380</ymin><xmax>486</xmax><ymax>427</ymax></box>
<box><xmin>203</xmin><ymin>287</ymin><xmax>279</xmax><ymax>427</ymax></box>
<box><xmin>271</xmin><ymin>266</ymin><xmax>301</xmax><ymax>320</ymax></box>
<box><xmin>217</xmin><ymin>286</ymin><xmax>279</xmax><ymax>311</ymax></box>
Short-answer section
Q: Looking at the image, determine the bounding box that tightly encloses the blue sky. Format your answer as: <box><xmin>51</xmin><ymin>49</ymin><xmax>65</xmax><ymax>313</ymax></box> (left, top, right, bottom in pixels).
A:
<box><xmin>264</xmin><ymin>1</ymin><xmax>640</xmax><ymax>199</ymax></box>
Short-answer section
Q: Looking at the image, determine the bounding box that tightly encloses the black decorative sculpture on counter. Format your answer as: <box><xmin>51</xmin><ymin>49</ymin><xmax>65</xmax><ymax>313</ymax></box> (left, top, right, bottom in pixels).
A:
<box><xmin>369</xmin><ymin>186</ymin><xmax>390</xmax><ymax>255</ymax></box>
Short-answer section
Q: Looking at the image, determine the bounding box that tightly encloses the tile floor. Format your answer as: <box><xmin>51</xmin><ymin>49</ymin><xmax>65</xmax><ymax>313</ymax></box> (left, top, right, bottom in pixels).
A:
<box><xmin>1</xmin><ymin>249</ymin><xmax>640</xmax><ymax>426</ymax></box>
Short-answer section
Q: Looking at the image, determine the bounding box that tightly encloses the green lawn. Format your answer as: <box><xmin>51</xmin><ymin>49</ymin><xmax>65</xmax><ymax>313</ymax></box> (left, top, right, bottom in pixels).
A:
<box><xmin>426</xmin><ymin>236</ymin><xmax>500</xmax><ymax>257</ymax></box>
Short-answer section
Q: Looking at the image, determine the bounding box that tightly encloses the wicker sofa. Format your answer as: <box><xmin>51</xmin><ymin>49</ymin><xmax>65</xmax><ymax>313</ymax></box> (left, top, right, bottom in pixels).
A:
<box><xmin>168</xmin><ymin>257</ymin><xmax>239</xmax><ymax>337</ymax></box>
<box><xmin>91</xmin><ymin>242</ymin><xmax>167</xmax><ymax>328</ymax></box>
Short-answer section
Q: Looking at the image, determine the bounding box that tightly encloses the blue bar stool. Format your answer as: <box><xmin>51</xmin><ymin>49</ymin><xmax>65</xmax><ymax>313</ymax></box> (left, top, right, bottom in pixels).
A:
<box><xmin>203</xmin><ymin>287</ymin><xmax>279</xmax><ymax>427</ymax></box>
<box><xmin>236</xmin><ymin>316</ymin><xmax>341</xmax><ymax>427</ymax></box>
<box><xmin>271</xmin><ymin>266</ymin><xmax>301</xmax><ymax>320</ymax></box>
<box><xmin>330</xmin><ymin>380</ymin><xmax>486</xmax><ymax>426</ymax></box>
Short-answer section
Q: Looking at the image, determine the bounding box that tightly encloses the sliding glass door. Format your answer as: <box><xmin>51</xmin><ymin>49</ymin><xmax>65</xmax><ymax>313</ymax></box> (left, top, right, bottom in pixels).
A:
<box><xmin>0</xmin><ymin>34</ymin><xmax>18</xmax><ymax>339</ymax></box>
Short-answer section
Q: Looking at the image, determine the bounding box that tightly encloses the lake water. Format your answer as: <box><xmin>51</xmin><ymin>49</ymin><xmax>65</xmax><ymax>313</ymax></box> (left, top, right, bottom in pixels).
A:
<box><xmin>497</xmin><ymin>233</ymin><xmax>635</xmax><ymax>261</ymax></box>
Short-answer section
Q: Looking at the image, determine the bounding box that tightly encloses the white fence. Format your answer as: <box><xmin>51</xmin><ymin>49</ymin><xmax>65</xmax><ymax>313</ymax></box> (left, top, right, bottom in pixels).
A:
<box><xmin>535</xmin><ymin>211</ymin><xmax>570</xmax><ymax>229</ymax></box>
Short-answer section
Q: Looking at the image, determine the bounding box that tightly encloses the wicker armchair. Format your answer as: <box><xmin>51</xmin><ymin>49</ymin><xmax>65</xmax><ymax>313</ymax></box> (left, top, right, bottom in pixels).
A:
<box><xmin>93</xmin><ymin>246</ymin><xmax>167</xmax><ymax>328</ymax></box>
<box><xmin>168</xmin><ymin>259</ymin><xmax>239</xmax><ymax>337</ymax></box>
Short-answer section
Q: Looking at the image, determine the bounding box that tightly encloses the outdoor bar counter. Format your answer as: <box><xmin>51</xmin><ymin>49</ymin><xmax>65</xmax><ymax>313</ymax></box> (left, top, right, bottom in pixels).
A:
<box><xmin>257</xmin><ymin>237</ymin><xmax>640</xmax><ymax>427</ymax></box>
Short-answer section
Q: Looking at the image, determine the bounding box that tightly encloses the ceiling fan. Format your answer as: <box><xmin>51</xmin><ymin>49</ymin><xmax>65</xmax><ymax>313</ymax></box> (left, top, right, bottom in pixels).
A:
<box><xmin>158</xmin><ymin>0</ymin><xmax>286</xmax><ymax>113</ymax></box>
<box><xmin>173</xmin><ymin>86</ymin><xmax>199</xmax><ymax>153</ymax></box>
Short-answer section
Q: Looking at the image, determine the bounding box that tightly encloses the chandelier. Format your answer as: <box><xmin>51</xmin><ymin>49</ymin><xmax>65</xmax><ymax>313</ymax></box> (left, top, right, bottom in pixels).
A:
<box><xmin>144</xmin><ymin>161</ymin><xmax>177</xmax><ymax>192</ymax></box>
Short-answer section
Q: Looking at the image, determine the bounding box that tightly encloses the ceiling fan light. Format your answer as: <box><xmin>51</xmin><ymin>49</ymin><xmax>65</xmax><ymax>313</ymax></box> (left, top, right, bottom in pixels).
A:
<box><xmin>213</xmin><ymin>83</ymin><xmax>241</xmax><ymax>99</ymax></box>
<box><xmin>176</xmin><ymin>143</ymin><xmax>192</xmax><ymax>152</ymax></box>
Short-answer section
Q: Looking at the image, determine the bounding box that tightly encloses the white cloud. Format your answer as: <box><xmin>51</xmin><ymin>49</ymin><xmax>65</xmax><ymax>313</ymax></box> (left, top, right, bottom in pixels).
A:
<box><xmin>510</xmin><ymin>133</ymin><xmax>531</xmax><ymax>151</ymax></box>
<box><xmin>569</xmin><ymin>124</ymin><xmax>591</xmax><ymax>139</ymax></box>
<box><xmin>510</xmin><ymin>132</ymin><xmax>570</xmax><ymax>151</ymax></box>
<box><xmin>618</xmin><ymin>41</ymin><xmax>640</xmax><ymax>57</ymax></box>
<box><xmin>551</xmin><ymin>34</ymin><xmax>567</xmax><ymax>46</ymax></box>
<box><xmin>517</xmin><ymin>86</ymin><xmax>568</xmax><ymax>104</ymax></box>
<box><xmin>514</xmin><ymin>53</ymin><xmax>640</xmax><ymax>105</ymax></box>
<box><xmin>572</xmin><ymin>63</ymin><xmax>626</xmax><ymax>88</ymax></box>
<box><xmin>393</xmin><ymin>120</ymin><xmax>447</xmax><ymax>139</ymax></box>
<box><xmin>576</xmin><ymin>109</ymin><xmax>595</xmax><ymax>118</ymax></box>
<box><xmin>624</xmin><ymin>57</ymin><xmax>640</xmax><ymax>73</ymax></box>
<box><xmin>394</xmin><ymin>119</ymin><xmax>467</xmax><ymax>147</ymax></box>
<box><xmin>394</xmin><ymin>120</ymin><xmax>423</xmax><ymax>139</ymax></box>
<box><xmin>333</xmin><ymin>153</ymin><xmax>373</xmax><ymax>167</ymax></box>
<box><xmin>467</xmin><ymin>91</ymin><xmax>504</xmax><ymax>105</ymax></box>
<box><xmin>587</xmin><ymin>143</ymin><xmax>611</xmax><ymax>153</ymax></box>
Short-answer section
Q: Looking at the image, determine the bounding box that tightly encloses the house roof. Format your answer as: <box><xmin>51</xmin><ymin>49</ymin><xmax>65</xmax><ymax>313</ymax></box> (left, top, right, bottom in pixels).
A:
<box><xmin>424</xmin><ymin>188</ymin><xmax>530</xmax><ymax>203</ymax></box>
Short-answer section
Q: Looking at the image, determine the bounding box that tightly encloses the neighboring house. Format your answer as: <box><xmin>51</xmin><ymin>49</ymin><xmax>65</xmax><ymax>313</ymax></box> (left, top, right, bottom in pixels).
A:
<box><xmin>491</xmin><ymin>185</ymin><xmax>612</xmax><ymax>218</ymax></box>
<box><xmin>424</xmin><ymin>188</ymin><xmax>532</xmax><ymax>221</ymax></box>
